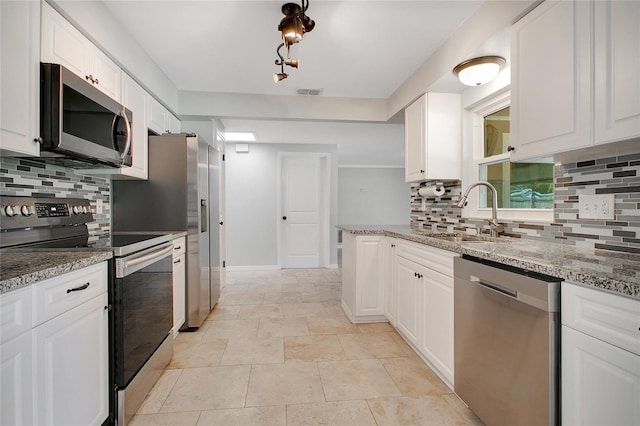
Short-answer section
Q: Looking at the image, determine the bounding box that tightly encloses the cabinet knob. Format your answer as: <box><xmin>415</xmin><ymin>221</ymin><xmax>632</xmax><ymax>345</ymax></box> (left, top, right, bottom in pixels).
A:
<box><xmin>219</xmin><ymin>221</ymin><xmax>224</xmax><ymax>226</ymax></box>
<box><xmin>420</xmin><ymin>169</ymin><xmax>425</xmax><ymax>174</ymax></box>
<box><xmin>507</xmin><ymin>145</ymin><xmax>515</xmax><ymax>152</ymax></box>
<box><xmin>33</xmin><ymin>137</ymin><xmax>43</xmax><ymax>144</ymax></box>
<box><xmin>94</xmin><ymin>77</ymin><xmax>99</xmax><ymax>85</ymax></box>
<box><xmin>282</xmin><ymin>216</ymin><xmax>287</xmax><ymax>220</ymax></box>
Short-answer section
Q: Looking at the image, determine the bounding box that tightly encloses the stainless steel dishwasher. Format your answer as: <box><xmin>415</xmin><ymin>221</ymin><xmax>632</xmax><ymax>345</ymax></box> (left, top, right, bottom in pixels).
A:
<box><xmin>454</xmin><ymin>255</ymin><xmax>561</xmax><ymax>426</ymax></box>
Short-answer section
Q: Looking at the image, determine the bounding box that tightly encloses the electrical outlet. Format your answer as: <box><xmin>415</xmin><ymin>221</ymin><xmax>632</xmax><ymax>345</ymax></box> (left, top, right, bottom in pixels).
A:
<box><xmin>578</xmin><ymin>194</ymin><xmax>615</xmax><ymax>220</ymax></box>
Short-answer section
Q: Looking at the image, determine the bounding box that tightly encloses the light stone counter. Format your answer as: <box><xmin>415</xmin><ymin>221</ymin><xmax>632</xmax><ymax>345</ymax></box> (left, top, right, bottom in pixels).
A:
<box><xmin>0</xmin><ymin>250</ymin><xmax>113</xmax><ymax>295</ymax></box>
<box><xmin>338</xmin><ymin>225</ymin><xmax>640</xmax><ymax>300</ymax></box>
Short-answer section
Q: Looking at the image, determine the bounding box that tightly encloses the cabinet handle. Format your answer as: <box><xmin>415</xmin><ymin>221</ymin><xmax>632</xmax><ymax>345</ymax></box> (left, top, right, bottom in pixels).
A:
<box><xmin>94</xmin><ymin>77</ymin><xmax>99</xmax><ymax>85</ymax></box>
<box><xmin>33</xmin><ymin>137</ymin><xmax>43</xmax><ymax>144</ymax></box>
<box><xmin>67</xmin><ymin>282</ymin><xmax>90</xmax><ymax>293</ymax></box>
<box><xmin>85</xmin><ymin>74</ymin><xmax>95</xmax><ymax>84</ymax></box>
<box><xmin>507</xmin><ymin>145</ymin><xmax>515</xmax><ymax>152</ymax></box>
<box><xmin>173</xmin><ymin>259</ymin><xmax>182</xmax><ymax>264</ymax></box>
<box><xmin>174</xmin><ymin>246</ymin><xmax>182</xmax><ymax>250</ymax></box>
<box><xmin>104</xmin><ymin>304</ymin><xmax>112</xmax><ymax>312</ymax></box>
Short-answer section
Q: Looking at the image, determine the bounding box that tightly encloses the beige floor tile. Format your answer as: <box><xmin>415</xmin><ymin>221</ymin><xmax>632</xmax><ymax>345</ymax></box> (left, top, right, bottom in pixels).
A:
<box><xmin>168</xmin><ymin>338</ymin><xmax>227</xmax><ymax>369</ymax></box>
<box><xmin>301</xmin><ymin>289</ymin><xmax>340</xmax><ymax>303</ymax></box>
<box><xmin>197</xmin><ymin>406</ymin><xmax>286</xmax><ymax>426</ymax></box>
<box><xmin>306</xmin><ymin>316</ymin><xmax>360</xmax><ymax>335</ymax></box>
<box><xmin>220</xmin><ymin>284</ymin><xmax>250</xmax><ymax>294</ymax></box>
<box><xmin>257</xmin><ymin>317</ymin><xmax>310</xmax><ymax>338</ymax></box>
<box><xmin>137</xmin><ymin>369</ymin><xmax>183</xmax><ymax>414</ymax></box>
<box><xmin>282</xmin><ymin>282</ymin><xmax>317</xmax><ymax>292</ymax></box>
<box><xmin>201</xmin><ymin>319</ymin><xmax>258</xmax><ymax>340</ymax></box>
<box><xmin>219</xmin><ymin>336</ymin><xmax>284</xmax><ymax>365</ymax></box>
<box><xmin>322</xmin><ymin>301</ymin><xmax>348</xmax><ymax>317</ymax></box>
<box><xmin>206</xmin><ymin>305</ymin><xmax>240</xmax><ymax>321</ymax></box>
<box><xmin>129</xmin><ymin>411</ymin><xmax>201</xmax><ymax>425</ymax></box>
<box><xmin>357</xmin><ymin>322</ymin><xmax>394</xmax><ymax>333</ymax></box>
<box><xmin>380</xmin><ymin>357</ymin><xmax>451</xmax><ymax>396</ymax></box>
<box><xmin>337</xmin><ymin>332</ymin><xmax>408</xmax><ymax>359</ymax></box>
<box><xmin>236</xmin><ymin>303</ymin><xmax>283</xmax><ymax>320</ymax></box>
<box><xmin>282</xmin><ymin>302</ymin><xmax>327</xmax><ymax>318</ymax></box>
<box><xmin>284</xmin><ymin>335</ymin><xmax>346</xmax><ymax>362</ymax></box>
<box><xmin>367</xmin><ymin>395</ymin><xmax>468</xmax><ymax>426</ymax></box>
<box><xmin>246</xmin><ymin>362</ymin><xmax>325</xmax><ymax>406</ymax></box>
<box><xmin>318</xmin><ymin>359</ymin><xmax>402</xmax><ymax>401</ymax></box>
<box><xmin>286</xmin><ymin>400</ymin><xmax>377</xmax><ymax>426</ymax></box>
<box><xmin>249</xmin><ymin>282</ymin><xmax>283</xmax><ymax>292</ymax></box>
<box><xmin>220</xmin><ymin>292</ymin><xmax>264</xmax><ymax>305</ymax></box>
<box><xmin>263</xmin><ymin>291</ymin><xmax>302</xmax><ymax>304</ymax></box>
<box><xmin>442</xmin><ymin>394</ymin><xmax>485</xmax><ymax>426</ymax></box>
<box><xmin>160</xmin><ymin>366</ymin><xmax>250</xmax><ymax>412</ymax></box>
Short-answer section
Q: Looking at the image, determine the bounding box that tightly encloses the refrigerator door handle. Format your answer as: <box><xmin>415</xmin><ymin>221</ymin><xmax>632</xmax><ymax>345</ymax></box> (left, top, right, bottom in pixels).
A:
<box><xmin>201</xmin><ymin>199</ymin><xmax>208</xmax><ymax>232</ymax></box>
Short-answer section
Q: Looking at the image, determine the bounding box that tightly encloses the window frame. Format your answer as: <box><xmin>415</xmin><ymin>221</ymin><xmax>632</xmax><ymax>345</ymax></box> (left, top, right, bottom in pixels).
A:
<box><xmin>464</xmin><ymin>90</ymin><xmax>553</xmax><ymax>223</ymax></box>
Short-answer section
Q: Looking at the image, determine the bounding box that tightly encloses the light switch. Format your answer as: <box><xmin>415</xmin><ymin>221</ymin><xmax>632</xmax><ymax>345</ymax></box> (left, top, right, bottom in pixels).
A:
<box><xmin>578</xmin><ymin>194</ymin><xmax>615</xmax><ymax>220</ymax></box>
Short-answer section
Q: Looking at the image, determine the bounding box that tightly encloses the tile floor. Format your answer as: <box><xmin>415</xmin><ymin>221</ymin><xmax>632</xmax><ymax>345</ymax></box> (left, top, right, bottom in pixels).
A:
<box><xmin>130</xmin><ymin>269</ymin><xmax>484</xmax><ymax>426</ymax></box>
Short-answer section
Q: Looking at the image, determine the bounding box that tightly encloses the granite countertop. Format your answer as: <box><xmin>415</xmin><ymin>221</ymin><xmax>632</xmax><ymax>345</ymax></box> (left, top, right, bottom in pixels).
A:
<box><xmin>338</xmin><ymin>225</ymin><xmax>640</xmax><ymax>300</ymax></box>
<box><xmin>0</xmin><ymin>250</ymin><xmax>113</xmax><ymax>295</ymax></box>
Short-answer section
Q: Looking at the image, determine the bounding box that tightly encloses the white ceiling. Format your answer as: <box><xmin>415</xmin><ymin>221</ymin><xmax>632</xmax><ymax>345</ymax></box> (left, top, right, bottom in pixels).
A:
<box><xmin>101</xmin><ymin>0</ymin><xmax>487</xmax><ymax>165</ymax></box>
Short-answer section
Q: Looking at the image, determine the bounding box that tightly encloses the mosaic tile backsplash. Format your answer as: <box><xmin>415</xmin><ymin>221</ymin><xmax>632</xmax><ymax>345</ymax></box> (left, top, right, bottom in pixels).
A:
<box><xmin>411</xmin><ymin>152</ymin><xmax>640</xmax><ymax>255</ymax></box>
<box><xmin>0</xmin><ymin>158</ymin><xmax>111</xmax><ymax>242</ymax></box>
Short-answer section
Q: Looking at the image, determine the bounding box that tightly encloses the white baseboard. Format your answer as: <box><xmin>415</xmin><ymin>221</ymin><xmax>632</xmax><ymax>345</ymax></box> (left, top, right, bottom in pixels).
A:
<box><xmin>225</xmin><ymin>265</ymin><xmax>281</xmax><ymax>272</ymax></box>
<box><xmin>327</xmin><ymin>263</ymin><xmax>339</xmax><ymax>269</ymax></box>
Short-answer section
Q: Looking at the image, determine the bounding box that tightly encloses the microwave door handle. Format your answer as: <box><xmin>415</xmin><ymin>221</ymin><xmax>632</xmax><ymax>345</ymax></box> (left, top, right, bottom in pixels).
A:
<box><xmin>119</xmin><ymin>108</ymin><xmax>132</xmax><ymax>162</ymax></box>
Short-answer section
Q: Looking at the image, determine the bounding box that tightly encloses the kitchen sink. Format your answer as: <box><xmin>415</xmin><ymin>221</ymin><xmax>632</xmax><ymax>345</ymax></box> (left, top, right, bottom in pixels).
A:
<box><xmin>427</xmin><ymin>234</ymin><xmax>511</xmax><ymax>243</ymax></box>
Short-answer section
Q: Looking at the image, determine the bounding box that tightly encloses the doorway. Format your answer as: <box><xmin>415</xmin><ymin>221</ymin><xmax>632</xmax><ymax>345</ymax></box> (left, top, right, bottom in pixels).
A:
<box><xmin>277</xmin><ymin>152</ymin><xmax>330</xmax><ymax>268</ymax></box>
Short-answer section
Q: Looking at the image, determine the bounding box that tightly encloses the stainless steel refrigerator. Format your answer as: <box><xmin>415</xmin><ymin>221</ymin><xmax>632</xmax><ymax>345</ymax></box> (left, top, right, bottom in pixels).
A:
<box><xmin>112</xmin><ymin>133</ymin><xmax>221</xmax><ymax>329</ymax></box>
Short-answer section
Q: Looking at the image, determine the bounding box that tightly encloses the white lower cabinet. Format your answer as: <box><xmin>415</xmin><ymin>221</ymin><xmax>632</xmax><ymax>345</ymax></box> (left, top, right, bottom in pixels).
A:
<box><xmin>172</xmin><ymin>236</ymin><xmax>186</xmax><ymax>337</ymax></box>
<box><xmin>0</xmin><ymin>262</ymin><xmax>109</xmax><ymax>426</ymax></box>
<box><xmin>384</xmin><ymin>238</ymin><xmax>397</xmax><ymax>326</ymax></box>
<box><xmin>340</xmin><ymin>233</ymin><xmax>386</xmax><ymax>323</ymax></box>
<box><xmin>562</xmin><ymin>282</ymin><xmax>640</xmax><ymax>425</ymax></box>
<box><xmin>394</xmin><ymin>255</ymin><xmax>422</xmax><ymax>347</ymax></box>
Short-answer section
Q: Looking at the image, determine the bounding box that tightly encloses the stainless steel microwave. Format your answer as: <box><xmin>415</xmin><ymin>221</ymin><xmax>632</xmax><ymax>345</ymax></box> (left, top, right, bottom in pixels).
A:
<box><xmin>39</xmin><ymin>63</ymin><xmax>132</xmax><ymax>168</ymax></box>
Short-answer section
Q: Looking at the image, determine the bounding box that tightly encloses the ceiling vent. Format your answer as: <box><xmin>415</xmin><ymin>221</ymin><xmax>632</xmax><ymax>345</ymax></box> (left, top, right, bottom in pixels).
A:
<box><xmin>296</xmin><ymin>88</ymin><xmax>323</xmax><ymax>96</ymax></box>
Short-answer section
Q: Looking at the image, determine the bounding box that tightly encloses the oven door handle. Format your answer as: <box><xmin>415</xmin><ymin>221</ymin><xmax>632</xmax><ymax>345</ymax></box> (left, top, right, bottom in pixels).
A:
<box><xmin>119</xmin><ymin>243</ymin><xmax>174</xmax><ymax>277</ymax></box>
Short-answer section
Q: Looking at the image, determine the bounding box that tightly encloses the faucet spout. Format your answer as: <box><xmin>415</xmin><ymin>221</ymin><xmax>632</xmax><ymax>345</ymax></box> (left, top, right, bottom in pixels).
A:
<box><xmin>457</xmin><ymin>181</ymin><xmax>504</xmax><ymax>237</ymax></box>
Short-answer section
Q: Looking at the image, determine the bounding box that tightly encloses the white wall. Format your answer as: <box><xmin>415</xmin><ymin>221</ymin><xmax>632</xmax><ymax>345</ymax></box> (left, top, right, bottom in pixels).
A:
<box><xmin>225</xmin><ymin>143</ymin><xmax>338</xmax><ymax>269</ymax></box>
<box><xmin>338</xmin><ymin>167</ymin><xmax>410</xmax><ymax>226</ymax></box>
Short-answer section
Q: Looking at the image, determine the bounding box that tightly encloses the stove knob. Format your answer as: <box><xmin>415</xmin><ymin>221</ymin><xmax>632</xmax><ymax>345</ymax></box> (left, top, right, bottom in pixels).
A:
<box><xmin>4</xmin><ymin>205</ymin><xmax>18</xmax><ymax>217</ymax></box>
<box><xmin>81</xmin><ymin>206</ymin><xmax>89</xmax><ymax>214</ymax></box>
<box><xmin>20</xmin><ymin>205</ymin><xmax>33</xmax><ymax>216</ymax></box>
<box><xmin>72</xmin><ymin>205</ymin><xmax>80</xmax><ymax>215</ymax></box>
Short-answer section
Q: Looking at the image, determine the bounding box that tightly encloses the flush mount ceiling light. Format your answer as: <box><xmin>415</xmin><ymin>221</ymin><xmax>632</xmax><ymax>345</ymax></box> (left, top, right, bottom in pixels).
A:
<box><xmin>453</xmin><ymin>56</ymin><xmax>506</xmax><ymax>86</ymax></box>
<box><xmin>273</xmin><ymin>0</ymin><xmax>315</xmax><ymax>83</ymax></box>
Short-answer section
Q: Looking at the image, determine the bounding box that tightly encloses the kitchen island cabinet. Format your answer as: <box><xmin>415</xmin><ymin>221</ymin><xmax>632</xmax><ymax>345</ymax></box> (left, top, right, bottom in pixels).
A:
<box><xmin>0</xmin><ymin>0</ymin><xmax>40</xmax><ymax>157</ymax></box>
<box><xmin>562</xmin><ymin>282</ymin><xmax>640</xmax><ymax>425</ymax></box>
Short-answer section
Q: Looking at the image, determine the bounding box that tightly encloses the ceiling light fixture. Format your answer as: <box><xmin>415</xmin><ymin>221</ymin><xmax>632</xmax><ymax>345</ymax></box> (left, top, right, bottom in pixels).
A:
<box><xmin>452</xmin><ymin>56</ymin><xmax>506</xmax><ymax>87</ymax></box>
<box><xmin>273</xmin><ymin>0</ymin><xmax>314</xmax><ymax>83</ymax></box>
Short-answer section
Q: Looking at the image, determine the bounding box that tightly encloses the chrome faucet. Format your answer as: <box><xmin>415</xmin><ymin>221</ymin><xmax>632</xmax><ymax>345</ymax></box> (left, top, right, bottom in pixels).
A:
<box><xmin>457</xmin><ymin>181</ymin><xmax>504</xmax><ymax>237</ymax></box>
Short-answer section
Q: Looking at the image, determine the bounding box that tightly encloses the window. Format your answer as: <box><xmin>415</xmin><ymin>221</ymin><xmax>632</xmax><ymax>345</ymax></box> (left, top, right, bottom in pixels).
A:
<box><xmin>467</xmin><ymin>92</ymin><xmax>553</xmax><ymax>222</ymax></box>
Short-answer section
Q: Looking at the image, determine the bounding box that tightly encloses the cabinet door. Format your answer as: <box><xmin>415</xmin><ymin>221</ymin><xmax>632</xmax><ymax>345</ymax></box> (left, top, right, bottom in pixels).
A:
<box><xmin>562</xmin><ymin>326</ymin><xmax>640</xmax><ymax>425</ymax></box>
<box><xmin>147</xmin><ymin>95</ymin><xmax>167</xmax><ymax>135</ymax></box>
<box><xmin>0</xmin><ymin>332</ymin><xmax>33</xmax><ymax>426</ymax></box>
<box><xmin>33</xmin><ymin>293</ymin><xmax>109</xmax><ymax>426</ymax></box>
<box><xmin>88</xmin><ymin>48</ymin><xmax>121</xmax><ymax>101</ymax></box>
<box><xmin>0</xmin><ymin>0</ymin><xmax>40</xmax><ymax>156</ymax></box>
<box><xmin>355</xmin><ymin>235</ymin><xmax>385</xmax><ymax>317</ymax></box>
<box><xmin>594</xmin><ymin>0</ymin><xmax>640</xmax><ymax>144</ymax></box>
<box><xmin>41</xmin><ymin>2</ymin><xmax>89</xmax><ymax>78</ymax></box>
<box><xmin>395</xmin><ymin>256</ymin><xmax>420</xmax><ymax>346</ymax></box>
<box><xmin>173</xmin><ymin>253</ymin><xmax>186</xmax><ymax>337</ymax></box>
<box><xmin>168</xmin><ymin>113</ymin><xmax>181</xmax><ymax>134</ymax></box>
<box><xmin>420</xmin><ymin>270</ymin><xmax>454</xmax><ymax>387</ymax></box>
<box><xmin>511</xmin><ymin>0</ymin><xmax>592</xmax><ymax>160</ymax></box>
<box><xmin>121</xmin><ymin>74</ymin><xmax>148</xmax><ymax>179</ymax></box>
<box><xmin>405</xmin><ymin>95</ymin><xmax>426</xmax><ymax>182</ymax></box>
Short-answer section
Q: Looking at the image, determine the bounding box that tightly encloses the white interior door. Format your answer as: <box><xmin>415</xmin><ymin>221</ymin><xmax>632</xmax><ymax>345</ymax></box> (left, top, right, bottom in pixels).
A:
<box><xmin>280</xmin><ymin>154</ymin><xmax>323</xmax><ymax>268</ymax></box>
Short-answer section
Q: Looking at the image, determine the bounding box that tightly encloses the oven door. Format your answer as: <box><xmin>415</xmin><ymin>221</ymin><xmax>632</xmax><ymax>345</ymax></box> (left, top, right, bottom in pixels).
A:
<box><xmin>113</xmin><ymin>242</ymin><xmax>174</xmax><ymax>388</ymax></box>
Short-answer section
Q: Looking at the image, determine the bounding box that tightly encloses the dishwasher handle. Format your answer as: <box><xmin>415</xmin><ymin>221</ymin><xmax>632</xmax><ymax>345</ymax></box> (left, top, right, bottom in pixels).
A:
<box><xmin>470</xmin><ymin>275</ymin><xmax>518</xmax><ymax>298</ymax></box>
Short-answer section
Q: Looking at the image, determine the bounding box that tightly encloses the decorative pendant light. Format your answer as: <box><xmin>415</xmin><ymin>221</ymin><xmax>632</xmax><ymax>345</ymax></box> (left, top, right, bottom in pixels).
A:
<box><xmin>453</xmin><ymin>56</ymin><xmax>506</xmax><ymax>86</ymax></box>
<box><xmin>273</xmin><ymin>0</ymin><xmax>315</xmax><ymax>83</ymax></box>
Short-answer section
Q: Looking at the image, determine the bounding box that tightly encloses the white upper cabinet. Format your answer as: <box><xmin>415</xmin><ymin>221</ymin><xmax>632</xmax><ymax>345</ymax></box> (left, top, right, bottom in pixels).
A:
<box><xmin>404</xmin><ymin>93</ymin><xmax>461</xmax><ymax>182</ymax></box>
<box><xmin>0</xmin><ymin>0</ymin><xmax>40</xmax><ymax>156</ymax></box>
<box><xmin>41</xmin><ymin>2</ymin><xmax>121</xmax><ymax>101</ymax></box>
<box><xmin>594</xmin><ymin>0</ymin><xmax>640</xmax><ymax>144</ymax></box>
<box><xmin>511</xmin><ymin>0</ymin><xmax>592</xmax><ymax>160</ymax></box>
<box><xmin>511</xmin><ymin>0</ymin><xmax>640</xmax><ymax>160</ymax></box>
<box><xmin>148</xmin><ymin>95</ymin><xmax>181</xmax><ymax>135</ymax></box>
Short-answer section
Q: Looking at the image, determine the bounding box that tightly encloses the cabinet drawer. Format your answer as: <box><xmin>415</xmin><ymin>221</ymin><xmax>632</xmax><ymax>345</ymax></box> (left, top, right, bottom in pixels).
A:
<box><xmin>172</xmin><ymin>236</ymin><xmax>186</xmax><ymax>258</ymax></box>
<box><xmin>562</xmin><ymin>282</ymin><xmax>640</xmax><ymax>356</ymax></box>
<box><xmin>0</xmin><ymin>286</ymin><xmax>32</xmax><ymax>344</ymax></box>
<box><xmin>396</xmin><ymin>240</ymin><xmax>457</xmax><ymax>278</ymax></box>
<box><xmin>33</xmin><ymin>262</ymin><xmax>108</xmax><ymax>327</ymax></box>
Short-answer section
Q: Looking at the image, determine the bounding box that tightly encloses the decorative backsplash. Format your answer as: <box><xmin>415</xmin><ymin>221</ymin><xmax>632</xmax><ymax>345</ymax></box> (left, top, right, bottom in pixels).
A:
<box><xmin>0</xmin><ymin>158</ymin><xmax>111</xmax><ymax>241</ymax></box>
<box><xmin>411</xmin><ymin>152</ymin><xmax>640</xmax><ymax>255</ymax></box>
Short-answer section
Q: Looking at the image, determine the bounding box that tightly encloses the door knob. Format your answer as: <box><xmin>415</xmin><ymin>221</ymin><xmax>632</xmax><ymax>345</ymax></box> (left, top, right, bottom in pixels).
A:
<box><xmin>282</xmin><ymin>216</ymin><xmax>287</xmax><ymax>220</ymax></box>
